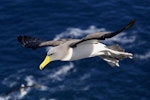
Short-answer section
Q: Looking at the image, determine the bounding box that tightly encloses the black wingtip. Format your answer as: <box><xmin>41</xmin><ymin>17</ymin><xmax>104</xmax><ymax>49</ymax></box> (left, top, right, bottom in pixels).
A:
<box><xmin>17</xmin><ymin>35</ymin><xmax>24</xmax><ymax>45</ymax></box>
<box><xmin>101</xmin><ymin>19</ymin><xmax>136</xmax><ymax>39</ymax></box>
<box><xmin>125</xmin><ymin>19</ymin><xmax>136</xmax><ymax>30</ymax></box>
<box><xmin>17</xmin><ymin>35</ymin><xmax>43</xmax><ymax>49</ymax></box>
<box><xmin>17</xmin><ymin>35</ymin><xmax>30</xmax><ymax>46</ymax></box>
<box><xmin>17</xmin><ymin>35</ymin><xmax>26</xmax><ymax>46</ymax></box>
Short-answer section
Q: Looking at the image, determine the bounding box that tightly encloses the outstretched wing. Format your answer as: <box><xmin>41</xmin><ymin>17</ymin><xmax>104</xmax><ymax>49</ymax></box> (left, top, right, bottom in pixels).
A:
<box><xmin>17</xmin><ymin>35</ymin><xmax>75</xmax><ymax>49</ymax></box>
<box><xmin>3</xmin><ymin>84</ymin><xmax>42</xmax><ymax>96</ymax></box>
<box><xmin>70</xmin><ymin>20</ymin><xmax>135</xmax><ymax>47</ymax></box>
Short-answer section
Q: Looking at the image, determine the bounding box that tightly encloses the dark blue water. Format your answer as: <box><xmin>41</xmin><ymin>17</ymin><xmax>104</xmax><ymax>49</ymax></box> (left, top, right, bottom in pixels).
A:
<box><xmin>0</xmin><ymin>0</ymin><xmax>149</xmax><ymax>100</ymax></box>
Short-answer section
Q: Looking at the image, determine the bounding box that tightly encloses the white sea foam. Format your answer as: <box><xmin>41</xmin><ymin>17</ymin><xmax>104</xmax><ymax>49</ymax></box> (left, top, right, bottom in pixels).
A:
<box><xmin>0</xmin><ymin>96</ymin><xmax>10</xmax><ymax>100</ymax></box>
<box><xmin>11</xmin><ymin>76</ymin><xmax>35</xmax><ymax>99</ymax></box>
<box><xmin>49</xmin><ymin>63</ymin><xmax>74</xmax><ymax>81</ymax></box>
<box><xmin>54</xmin><ymin>25</ymin><xmax>106</xmax><ymax>40</ymax></box>
<box><xmin>0</xmin><ymin>87</ymin><xmax>28</xmax><ymax>100</ymax></box>
<box><xmin>18</xmin><ymin>87</ymin><xmax>28</xmax><ymax>99</ymax></box>
<box><xmin>25</xmin><ymin>75</ymin><xmax>48</xmax><ymax>91</ymax></box>
<box><xmin>40</xmin><ymin>98</ymin><xmax>56</xmax><ymax>100</ymax></box>
<box><xmin>105</xmin><ymin>32</ymin><xmax>136</xmax><ymax>44</ymax></box>
<box><xmin>134</xmin><ymin>51</ymin><xmax>150</xmax><ymax>60</ymax></box>
<box><xmin>1</xmin><ymin>75</ymin><xmax>48</xmax><ymax>100</ymax></box>
<box><xmin>80</xmin><ymin>73</ymin><xmax>91</xmax><ymax>81</ymax></box>
<box><xmin>39</xmin><ymin>85</ymin><xmax>48</xmax><ymax>91</ymax></box>
<box><xmin>25</xmin><ymin>75</ymin><xmax>35</xmax><ymax>86</ymax></box>
<box><xmin>2</xmin><ymin>74</ymin><xmax>19</xmax><ymax>88</ymax></box>
<box><xmin>0</xmin><ymin>97</ymin><xmax>5</xmax><ymax>100</ymax></box>
<box><xmin>2</xmin><ymin>69</ymin><xmax>27</xmax><ymax>88</ymax></box>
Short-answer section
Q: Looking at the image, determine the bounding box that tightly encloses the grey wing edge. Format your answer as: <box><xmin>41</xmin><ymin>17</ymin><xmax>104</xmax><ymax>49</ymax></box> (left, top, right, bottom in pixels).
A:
<box><xmin>17</xmin><ymin>35</ymin><xmax>75</xmax><ymax>49</ymax></box>
<box><xmin>70</xmin><ymin>19</ymin><xmax>135</xmax><ymax>48</ymax></box>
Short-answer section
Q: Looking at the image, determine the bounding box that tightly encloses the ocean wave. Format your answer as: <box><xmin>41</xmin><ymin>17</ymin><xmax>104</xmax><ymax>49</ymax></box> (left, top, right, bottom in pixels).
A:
<box><xmin>1</xmin><ymin>63</ymin><xmax>74</xmax><ymax>99</ymax></box>
<box><xmin>49</xmin><ymin>63</ymin><xmax>74</xmax><ymax>81</ymax></box>
<box><xmin>0</xmin><ymin>96</ymin><xmax>10</xmax><ymax>100</ymax></box>
<box><xmin>105</xmin><ymin>32</ymin><xmax>136</xmax><ymax>44</ymax></box>
<box><xmin>1</xmin><ymin>75</ymin><xmax>48</xmax><ymax>100</ymax></box>
<box><xmin>25</xmin><ymin>75</ymin><xmax>35</xmax><ymax>86</ymax></box>
<box><xmin>2</xmin><ymin>75</ymin><xmax>19</xmax><ymax>88</ymax></box>
<box><xmin>80</xmin><ymin>73</ymin><xmax>91</xmax><ymax>81</ymax></box>
<box><xmin>24</xmin><ymin>75</ymin><xmax>48</xmax><ymax>91</ymax></box>
<box><xmin>134</xmin><ymin>51</ymin><xmax>150</xmax><ymax>60</ymax></box>
<box><xmin>0</xmin><ymin>87</ymin><xmax>28</xmax><ymax>100</ymax></box>
<box><xmin>54</xmin><ymin>25</ymin><xmax>106</xmax><ymax>40</ymax></box>
<box><xmin>40</xmin><ymin>98</ymin><xmax>56</xmax><ymax>100</ymax></box>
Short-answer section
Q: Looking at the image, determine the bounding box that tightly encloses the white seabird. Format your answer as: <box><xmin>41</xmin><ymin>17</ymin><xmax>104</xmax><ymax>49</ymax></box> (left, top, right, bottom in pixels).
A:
<box><xmin>18</xmin><ymin>20</ymin><xmax>135</xmax><ymax>70</ymax></box>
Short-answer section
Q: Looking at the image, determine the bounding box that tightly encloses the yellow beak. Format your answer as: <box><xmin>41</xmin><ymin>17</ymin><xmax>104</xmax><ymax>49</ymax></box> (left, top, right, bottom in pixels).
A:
<box><xmin>39</xmin><ymin>55</ymin><xmax>51</xmax><ymax>70</ymax></box>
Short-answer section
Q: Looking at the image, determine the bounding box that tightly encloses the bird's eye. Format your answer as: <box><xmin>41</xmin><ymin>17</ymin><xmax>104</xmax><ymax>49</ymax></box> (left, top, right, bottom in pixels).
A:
<box><xmin>49</xmin><ymin>53</ymin><xmax>54</xmax><ymax>56</ymax></box>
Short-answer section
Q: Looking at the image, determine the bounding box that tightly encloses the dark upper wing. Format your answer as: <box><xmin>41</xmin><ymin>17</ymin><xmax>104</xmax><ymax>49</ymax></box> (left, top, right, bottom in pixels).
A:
<box><xmin>17</xmin><ymin>35</ymin><xmax>75</xmax><ymax>49</ymax></box>
<box><xmin>70</xmin><ymin>20</ymin><xmax>135</xmax><ymax>47</ymax></box>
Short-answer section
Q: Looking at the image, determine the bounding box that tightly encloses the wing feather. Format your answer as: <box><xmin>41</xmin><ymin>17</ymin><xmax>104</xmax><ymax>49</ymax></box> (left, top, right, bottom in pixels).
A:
<box><xmin>70</xmin><ymin>20</ymin><xmax>135</xmax><ymax>47</ymax></box>
<box><xmin>17</xmin><ymin>35</ymin><xmax>75</xmax><ymax>49</ymax></box>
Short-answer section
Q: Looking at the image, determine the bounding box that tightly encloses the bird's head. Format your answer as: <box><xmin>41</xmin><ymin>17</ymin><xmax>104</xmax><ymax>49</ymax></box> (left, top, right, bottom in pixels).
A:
<box><xmin>39</xmin><ymin>47</ymin><xmax>65</xmax><ymax>70</ymax></box>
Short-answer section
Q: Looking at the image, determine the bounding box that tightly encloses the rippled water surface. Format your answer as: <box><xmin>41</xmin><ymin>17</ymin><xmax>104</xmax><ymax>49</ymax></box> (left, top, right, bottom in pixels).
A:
<box><xmin>0</xmin><ymin>0</ymin><xmax>149</xmax><ymax>100</ymax></box>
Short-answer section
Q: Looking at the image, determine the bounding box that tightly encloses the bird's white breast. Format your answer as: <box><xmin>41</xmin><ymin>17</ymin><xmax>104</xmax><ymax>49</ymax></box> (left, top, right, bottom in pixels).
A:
<box><xmin>61</xmin><ymin>43</ymin><xmax>106</xmax><ymax>61</ymax></box>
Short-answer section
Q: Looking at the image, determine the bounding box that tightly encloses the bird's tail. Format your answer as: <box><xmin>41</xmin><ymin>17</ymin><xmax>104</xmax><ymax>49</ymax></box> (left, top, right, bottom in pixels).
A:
<box><xmin>100</xmin><ymin>45</ymin><xmax>133</xmax><ymax>67</ymax></box>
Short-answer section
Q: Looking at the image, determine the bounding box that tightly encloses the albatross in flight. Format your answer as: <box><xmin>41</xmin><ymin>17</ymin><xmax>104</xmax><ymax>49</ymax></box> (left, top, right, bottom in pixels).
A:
<box><xmin>18</xmin><ymin>20</ymin><xmax>135</xmax><ymax>70</ymax></box>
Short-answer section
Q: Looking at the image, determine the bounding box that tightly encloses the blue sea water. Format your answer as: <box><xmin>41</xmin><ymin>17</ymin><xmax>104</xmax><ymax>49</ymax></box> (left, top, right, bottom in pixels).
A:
<box><xmin>0</xmin><ymin>0</ymin><xmax>150</xmax><ymax>100</ymax></box>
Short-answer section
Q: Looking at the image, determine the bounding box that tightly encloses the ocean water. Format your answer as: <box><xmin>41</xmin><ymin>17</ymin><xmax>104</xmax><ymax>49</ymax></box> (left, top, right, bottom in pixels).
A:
<box><xmin>0</xmin><ymin>0</ymin><xmax>149</xmax><ymax>100</ymax></box>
